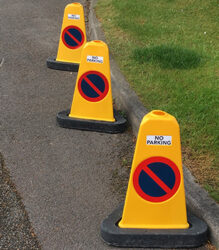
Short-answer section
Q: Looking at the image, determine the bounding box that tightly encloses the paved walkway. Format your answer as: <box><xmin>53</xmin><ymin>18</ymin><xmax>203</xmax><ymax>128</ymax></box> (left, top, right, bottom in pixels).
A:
<box><xmin>0</xmin><ymin>0</ymin><xmax>133</xmax><ymax>249</ymax></box>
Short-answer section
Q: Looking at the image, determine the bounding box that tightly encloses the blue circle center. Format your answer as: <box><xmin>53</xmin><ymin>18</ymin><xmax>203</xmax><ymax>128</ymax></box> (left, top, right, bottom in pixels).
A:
<box><xmin>139</xmin><ymin>162</ymin><xmax>175</xmax><ymax>197</ymax></box>
<box><xmin>81</xmin><ymin>74</ymin><xmax>105</xmax><ymax>98</ymax></box>
<box><xmin>64</xmin><ymin>28</ymin><xmax>82</xmax><ymax>47</ymax></box>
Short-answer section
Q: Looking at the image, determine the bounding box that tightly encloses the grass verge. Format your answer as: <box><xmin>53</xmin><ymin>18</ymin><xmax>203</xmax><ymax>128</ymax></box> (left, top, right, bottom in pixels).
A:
<box><xmin>96</xmin><ymin>0</ymin><xmax>219</xmax><ymax>202</ymax></box>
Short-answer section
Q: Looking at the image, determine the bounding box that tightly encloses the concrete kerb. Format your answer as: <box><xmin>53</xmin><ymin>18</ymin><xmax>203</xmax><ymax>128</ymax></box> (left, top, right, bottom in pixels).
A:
<box><xmin>88</xmin><ymin>0</ymin><xmax>219</xmax><ymax>247</ymax></box>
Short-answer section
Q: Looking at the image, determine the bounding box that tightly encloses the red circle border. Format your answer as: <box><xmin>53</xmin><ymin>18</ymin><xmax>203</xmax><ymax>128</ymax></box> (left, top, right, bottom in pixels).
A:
<box><xmin>133</xmin><ymin>156</ymin><xmax>181</xmax><ymax>202</ymax></box>
<box><xmin>78</xmin><ymin>71</ymin><xmax>109</xmax><ymax>102</ymax></box>
<box><xmin>62</xmin><ymin>25</ymin><xmax>85</xmax><ymax>49</ymax></box>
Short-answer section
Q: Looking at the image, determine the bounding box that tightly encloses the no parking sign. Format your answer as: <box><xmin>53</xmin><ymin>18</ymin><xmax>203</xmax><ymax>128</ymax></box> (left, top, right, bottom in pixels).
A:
<box><xmin>133</xmin><ymin>157</ymin><xmax>180</xmax><ymax>202</ymax></box>
<box><xmin>62</xmin><ymin>26</ymin><xmax>85</xmax><ymax>49</ymax></box>
<box><xmin>78</xmin><ymin>71</ymin><xmax>109</xmax><ymax>102</ymax></box>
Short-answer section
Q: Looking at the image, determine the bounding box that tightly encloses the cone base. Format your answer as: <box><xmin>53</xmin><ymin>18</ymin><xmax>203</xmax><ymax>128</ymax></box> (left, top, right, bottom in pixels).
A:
<box><xmin>101</xmin><ymin>204</ymin><xmax>208</xmax><ymax>248</ymax></box>
<box><xmin>56</xmin><ymin>109</ymin><xmax>127</xmax><ymax>134</ymax></box>
<box><xmin>46</xmin><ymin>57</ymin><xmax>79</xmax><ymax>72</ymax></box>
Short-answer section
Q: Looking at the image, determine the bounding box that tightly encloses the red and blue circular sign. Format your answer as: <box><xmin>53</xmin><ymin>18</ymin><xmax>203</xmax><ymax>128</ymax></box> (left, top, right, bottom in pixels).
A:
<box><xmin>78</xmin><ymin>71</ymin><xmax>109</xmax><ymax>102</ymax></box>
<box><xmin>62</xmin><ymin>25</ymin><xmax>84</xmax><ymax>49</ymax></box>
<box><xmin>133</xmin><ymin>157</ymin><xmax>181</xmax><ymax>202</ymax></box>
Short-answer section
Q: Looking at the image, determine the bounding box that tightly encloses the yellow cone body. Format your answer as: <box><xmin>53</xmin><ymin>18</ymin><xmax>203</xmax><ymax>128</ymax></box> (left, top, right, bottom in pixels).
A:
<box><xmin>119</xmin><ymin>110</ymin><xmax>189</xmax><ymax>229</ymax></box>
<box><xmin>56</xmin><ymin>3</ymin><xmax>86</xmax><ymax>64</ymax></box>
<box><xmin>69</xmin><ymin>41</ymin><xmax>115</xmax><ymax>122</ymax></box>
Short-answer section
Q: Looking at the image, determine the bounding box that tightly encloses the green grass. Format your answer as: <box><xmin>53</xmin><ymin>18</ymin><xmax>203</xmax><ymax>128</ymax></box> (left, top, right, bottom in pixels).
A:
<box><xmin>96</xmin><ymin>0</ymin><xmax>219</xmax><ymax>201</ymax></box>
<box><xmin>133</xmin><ymin>45</ymin><xmax>202</xmax><ymax>69</ymax></box>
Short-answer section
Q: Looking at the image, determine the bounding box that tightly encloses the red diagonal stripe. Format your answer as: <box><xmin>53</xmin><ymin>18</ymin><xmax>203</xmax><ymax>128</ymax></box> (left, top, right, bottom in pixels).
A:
<box><xmin>66</xmin><ymin>30</ymin><xmax>81</xmax><ymax>45</ymax></box>
<box><xmin>84</xmin><ymin>76</ymin><xmax>103</xmax><ymax>96</ymax></box>
<box><xmin>143</xmin><ymin>165</ymin><xmax>172</xmax><ymax>194</ymax></box>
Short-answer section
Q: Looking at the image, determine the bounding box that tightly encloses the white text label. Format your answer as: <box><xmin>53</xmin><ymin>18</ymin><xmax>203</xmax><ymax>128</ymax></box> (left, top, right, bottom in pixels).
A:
<box><xmin>87</xmin><ymin>55</ymin><xmax>104</xmax><ymax>64</ymax></box>
<box><xmin>68</xmin><ymin>14</ymin><xmax>80</xmax><ymax>20</ymax></box>
<box><xmin>146</xmin><ymin>135</ymin><xmax>172</xmax><ymax>146</ymax></box>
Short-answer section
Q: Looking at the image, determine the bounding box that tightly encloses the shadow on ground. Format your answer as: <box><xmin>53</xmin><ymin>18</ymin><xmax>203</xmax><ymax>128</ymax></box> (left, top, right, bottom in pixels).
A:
<box><xmin>133</xmin><ymin>45</ymin><xmax>202</xmax><ymax>69</ymax></box>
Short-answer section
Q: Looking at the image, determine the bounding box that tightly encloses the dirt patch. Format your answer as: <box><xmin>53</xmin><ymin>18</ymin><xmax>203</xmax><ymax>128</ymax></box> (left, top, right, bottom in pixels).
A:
<box><xmin>182</xmin><ymin>146</ymin><xmax>218</xmax><ymax>201</ymax></box>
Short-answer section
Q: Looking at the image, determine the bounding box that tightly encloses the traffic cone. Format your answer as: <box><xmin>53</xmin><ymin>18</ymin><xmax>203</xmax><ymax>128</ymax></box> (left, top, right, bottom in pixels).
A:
<box><xmin>47</xmin><ymin>3</ymin><xmax>86</xmax><ymax>72</ymax></box>
<box><xmin>56</xmin><ymin>40</ymin><xmax>127</xmax><ymax>133</ymax></box>
<box><xmin>101</xmin><ymin>110</ymin><xmax>208</xmax><ymax>248</ymax></box>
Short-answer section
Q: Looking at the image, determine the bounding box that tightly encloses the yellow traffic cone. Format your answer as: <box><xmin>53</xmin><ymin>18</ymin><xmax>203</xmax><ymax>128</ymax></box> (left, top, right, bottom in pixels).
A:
<box><xmin>47</xmin><ymin>3</ymin><xmax>86</xmax><ymax>72</ymax></box>
<box><xmin>101</xmin><ymin>110</ymin><xmax>208</xmax><ymax>247</ymax></box>
<box><xmin>57</xmin><ymin>40</ymin><xmax>127</xmax><ymax>133</ymax></box>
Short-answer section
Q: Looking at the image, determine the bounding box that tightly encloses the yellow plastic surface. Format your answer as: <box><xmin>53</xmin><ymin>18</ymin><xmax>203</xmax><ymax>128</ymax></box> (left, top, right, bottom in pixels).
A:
<box><xmin>69</xmin><ymin>40</ymin><xmax>115</xmax><ymax>122</ymax></box>
<box><xmin>119</xmin><ymin>110</ymin><xmax>189</xmax><ymax>229</ymax></box>
<box><xmin>56</xmin><ymin>3</ymin><xmax>86</xmax><ymax>64</ymax></box>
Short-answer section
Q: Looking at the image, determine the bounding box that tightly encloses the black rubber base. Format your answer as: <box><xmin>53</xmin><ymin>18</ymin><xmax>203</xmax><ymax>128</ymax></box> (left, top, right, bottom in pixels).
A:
<box><xmin>46</xmin><ymin>56</ymin><xmax>79</xmax><ymax>72</ymax></box>
<box><xmin>101</xmin><ymin>204</ymin><xmax>208</xmax><ymax>248</ymax></box>
<box><xmin>56</xmin><ymin>109</ymin><xmax>127</xmax><ymax>134</ymax></box>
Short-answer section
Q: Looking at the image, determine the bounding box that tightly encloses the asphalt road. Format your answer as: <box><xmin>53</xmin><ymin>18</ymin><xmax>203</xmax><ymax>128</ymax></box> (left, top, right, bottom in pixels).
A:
<box><xmin>0</xmin><ymin>0</ymin><xmax>134</xmax><ymax>249</ymax></box>
<box><xmin>0</xmin><ymin>0</ymin><xmax>212</xmax><ymax>249</ymax></box>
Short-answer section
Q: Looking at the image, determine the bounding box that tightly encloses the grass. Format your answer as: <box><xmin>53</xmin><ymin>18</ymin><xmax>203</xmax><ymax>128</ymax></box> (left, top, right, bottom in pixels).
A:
<box><xmin>96</xmin><ymin>0</ymin><xmax>219</xmax><ymax>202</ymax></box>
<box><xmin>133</xmin><ymin>45</ymin><xmax>202</xmax><ymax>69</ymax></box>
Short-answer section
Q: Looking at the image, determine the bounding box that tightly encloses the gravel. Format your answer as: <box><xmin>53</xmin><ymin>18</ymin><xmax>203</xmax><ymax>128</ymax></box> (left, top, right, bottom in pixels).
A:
<box><xmin>0</xmin><ymin>153</ymin><xmax>41</xmax><ymax>249</ymax></box>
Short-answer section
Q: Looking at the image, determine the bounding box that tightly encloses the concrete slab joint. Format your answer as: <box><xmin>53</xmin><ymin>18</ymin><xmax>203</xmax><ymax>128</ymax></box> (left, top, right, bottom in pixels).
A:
<box><xmin>89</xmin><ymin>0</ymin><xmax>219</xmax><ymax>248</ymax></box>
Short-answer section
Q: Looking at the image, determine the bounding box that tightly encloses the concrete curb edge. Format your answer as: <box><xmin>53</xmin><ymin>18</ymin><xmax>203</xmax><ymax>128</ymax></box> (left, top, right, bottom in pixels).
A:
<box><xmin>88</xmin><ymin>0</ymin><xmax>219</xmax><ymax>247</ymax></box>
